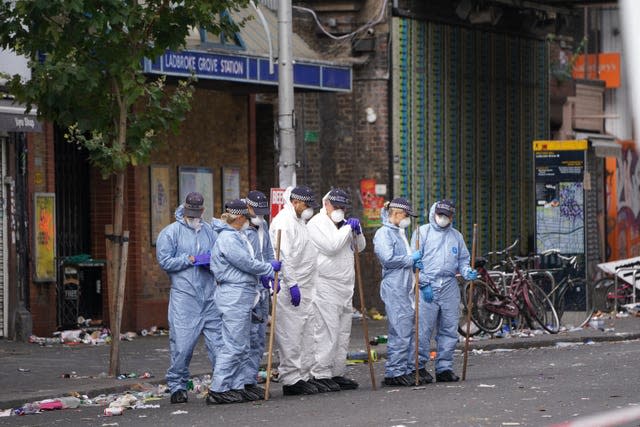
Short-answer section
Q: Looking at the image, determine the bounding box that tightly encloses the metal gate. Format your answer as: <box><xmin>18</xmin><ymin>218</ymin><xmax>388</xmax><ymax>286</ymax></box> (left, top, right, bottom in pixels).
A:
<box><xmin>0</xmin><ymin>137</ymin><xmax>7</xmax><ymax>337</ymax></box>
<box><xmin>54</xmin><ymin>128</ymin><xmax>92</xmax><ymax>326</ymax></box>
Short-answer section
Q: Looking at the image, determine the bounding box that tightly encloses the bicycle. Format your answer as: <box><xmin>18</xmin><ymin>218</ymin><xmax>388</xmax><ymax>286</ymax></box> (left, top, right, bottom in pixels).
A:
<box><xmin>465</xmin><ymin>240</ymin><xmax>560</xmax><ymax>334</ymax></box>
<box><xmin>528</xmin><ymin>250</ymin><xmax>594</xmax><ymax>328</ymax></box>
<box><xmin>592</xmin><ymin>273</ymin><xmax>640</xmax><ymax>313</ymax></box>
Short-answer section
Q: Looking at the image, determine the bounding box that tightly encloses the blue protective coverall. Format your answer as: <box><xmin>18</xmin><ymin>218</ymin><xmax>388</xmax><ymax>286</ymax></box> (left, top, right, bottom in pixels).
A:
<box><xmin>244</xmin><ymin>217</ymin><xmax>275</xmax><ymax>385</ymax></box>
<box><xmin>156</xmin><ymin>205</ymin><xmax>220</xmax><ymax>394</ymax></box>
<box><xmin>210</xmin><ymin>219</ymin><xmax>275</xmax><ymax>393</ymax></box>
<box><xmin>411</xmin><ymin>203</ymin><xmax>472</xmax><ymax>373</ymax></box>
<box><xmin>373</xmin><ymin>208</ymin><xmax>416</xmax><ymax>378</ymax></box>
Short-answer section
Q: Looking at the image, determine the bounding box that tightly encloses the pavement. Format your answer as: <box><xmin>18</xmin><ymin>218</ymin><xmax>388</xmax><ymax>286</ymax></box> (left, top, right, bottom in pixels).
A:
<box><xmin>0</xmin><ymin>313</ymin><xmax>639</xmax><ymax>411</ymax></box>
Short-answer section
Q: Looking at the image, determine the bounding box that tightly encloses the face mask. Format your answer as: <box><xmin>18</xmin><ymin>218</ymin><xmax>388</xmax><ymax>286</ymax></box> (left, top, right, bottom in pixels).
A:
<box><xmin>435</xmin><ymin>214</ymin><xmax>451</xmax><ymax>228</ymax></box>
<box><xmin>330</xmin><ymin>209</ymin><xmax>345</xmax><ymax>223</ymax></box>
<box><xmin>398</xmin><ymin>217</ymin><xmax>411</xmax><ymax>229</ymax></box>
<box><xmin>250</xmin><ymin>216</ymin><xmax>263</xmax><ymax>226</ymax></box>
<box><xmin>185</xmin><ymin>217</ymin><xmax>201</xmax><ymax>229</ymax></box>
<box><xmin>301</xmin><ymin>207</ymin><xmax>314</xmax><ymax>221</ymax></box>
<box><xmin>241</xmin><ymin>221</ymin><xmax>250</xmax><ymax>231</ymax></box>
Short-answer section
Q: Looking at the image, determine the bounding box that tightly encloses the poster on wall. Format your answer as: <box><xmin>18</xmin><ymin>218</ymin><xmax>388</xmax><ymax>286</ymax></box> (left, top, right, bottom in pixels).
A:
<box><xmin>270</xmin><ymin>188</ymin><xmax>285</xmax><ymax>222</ymax></box>
<box><xmin>34</xmin><ymin>192</ymin><xmax>56</xmax><ymax>282</ymax></box>
<box><xmin>360</xmin><ymin>178</ymin><xmax>385</xmax><ymax>228</ymax></box>
<box><xmin>149</xmin><ymin>165</ymin><xmax>171</xmax><ymax>245</ymax></box>
<box><xmin>533</xmin><ymin>140</ymin><xmax>586</xmax><ymax>254</ymax></box>
<box><xmin>222</xmin><ymin>166</ymin><xmax>241</xmax><ymax>203</ymax></box>
<box><xmin>179</xmin><ymin>166</ymin><xmax>214</xmax><ymax>221</ymax></box>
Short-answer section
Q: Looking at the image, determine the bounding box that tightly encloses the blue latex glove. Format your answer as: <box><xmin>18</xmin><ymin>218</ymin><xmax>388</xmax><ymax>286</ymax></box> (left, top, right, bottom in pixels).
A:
<box><xmin>346</xmin><ymin>218</ymin><xmax>362</xmax><ymax>235</ymax></box>
<box><xmin>420</xmin><ymin>285</ymin><xmax>434</xmax><ymax>303</ymax></box>
<box><xmin>411</xmin><ymin>250</ymin><xmax>422</xmax><ymax>262</ymax></box>
<box><xmin>270</xmin><ymin>260</ymin><xmax>282</xmax><ymax>272</ymax></box>
<box><xmin>260</xmin><ymin>275</ymin><xmax>271</xmax><ymax>290</ymax></box>
<box><xmin>289</xmin><ymin>284</ymin><xmax>301</xmax><ymax>307</ymax></box>
<box><xmin>414</xmin><ymin>259</ymin><xmax>424</xmax><ymax>271</ymax></box>
<box><xmin>193</xmin><ymin>252</ymin><xmax>210</xmax><ymax>266</ymax></box>
<box><xmin>464</xmin><ymin>268</ymin><xmax>478</xmax><ymax>281</ymax></box>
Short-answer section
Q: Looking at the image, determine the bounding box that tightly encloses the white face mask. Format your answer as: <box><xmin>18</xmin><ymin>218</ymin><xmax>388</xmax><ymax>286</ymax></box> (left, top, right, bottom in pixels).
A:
<box><xmin>398</xmin><ymin>217</ymin><xmax>411</xmax><ymax>229</ymax></box>
<box><xmin>330</xmin><ymin>209</ymin><xmax>345</xmax><ymax>223</ymax></box>
<box><xmin>250</xmin><ymin>216</ymin><xmax>264</xmax><ymax>226</ymax></box>
<box><xmin>435</xmin><ymin>214</ymin><xmax>451</xmax><ymax>228</ymax></box>
<box><xmin>241</xmin><ymin>221</ymin><xmax>250</xmax><ymax>231</ymax></box>
<box><xmin>185</xmin><ymin>217</ymin><xmax>201</xmax><ymax>229</ymax></box>
<box><xmin>301</xmin><ymin>207</ymin><xmax>314</xmax><ymax>221</ymax></box>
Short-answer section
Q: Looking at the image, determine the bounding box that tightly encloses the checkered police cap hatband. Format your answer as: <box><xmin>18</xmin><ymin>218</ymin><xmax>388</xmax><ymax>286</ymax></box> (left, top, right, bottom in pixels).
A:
<box><xmin>226</xmin><ymin>206</ymin><xmax>249</xmax><ymax>215</ymax></box>
<box><xmin>389</xmin><ymin>201</ymin><xmax>411</xmax><ymax>211</ymax></box>
<box><xmin>246</xmin><ymin>198</ymin><xmax>268</xmax><ymax>209</ymax></box>
<box><xmin>328</xmin><ymin>193</ymin><xmax>350</xmax><ymax>206</ymax></box>
<box><xmin>290</xmin><ymin>193</ymin><xmax>315</xmax><ymax>203</ymax></box>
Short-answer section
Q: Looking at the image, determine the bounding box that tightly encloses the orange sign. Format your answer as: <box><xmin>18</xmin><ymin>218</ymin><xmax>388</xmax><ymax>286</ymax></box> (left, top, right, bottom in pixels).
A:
<box><xmin>572</xmin><ymin>52</ymin><xmax>621</xmax><ymax>88</ymax></box>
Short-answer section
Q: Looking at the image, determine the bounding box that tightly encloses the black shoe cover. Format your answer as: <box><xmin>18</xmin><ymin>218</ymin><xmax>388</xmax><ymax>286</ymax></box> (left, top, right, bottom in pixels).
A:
<box><xmin>282</xmin><ymin>379</ymin><xmax>319</xmax><ymax>395</ymax></box>
<box><xmin>206</xmin><ymin>389</ymin><xmax>244</xmax><ymax>405</ymax></box>
<box><xmin>245</xmin><ymin>384</ymin><xmax>265</xmax><ymax>400</ymax></box>
<box><xmin>383</xmin><ymin>375</ymin><xmax>412</xmax><ymax>387</ymax></box>
<box><xmin>331</xmin><ymin>376</ymin><xmax>359</xmax><ymax>390</ymax></box>
<box><xmin>235</xmin><ymin>388</ymin><xmax>260</xmax><ymax>401</ymax></box>
<box><xmin>307</xmin><ymin>378</ymin><xmax>332</xmax><ymax>393</ymax></box>
<box><xmin>170</xmin><ymin>389</ymin><xmax>188</xmax><ymax>404</ymax></box>
<box><xmin>436</xmin><ymin>370</ymin><xmax>460</xmax><ymax>382</ymax></box>
<box><xmin>316</xmin><ymin>377</ymin><xmax>342</xmax><ymax>392</ymax></box>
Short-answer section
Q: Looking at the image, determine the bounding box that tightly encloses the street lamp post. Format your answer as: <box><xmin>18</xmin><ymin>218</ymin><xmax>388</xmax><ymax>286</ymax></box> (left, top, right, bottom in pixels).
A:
<box><xmin>277</xmin><ymin>0</ymin><xmax>296</xmax><ymax>188</ymax></box>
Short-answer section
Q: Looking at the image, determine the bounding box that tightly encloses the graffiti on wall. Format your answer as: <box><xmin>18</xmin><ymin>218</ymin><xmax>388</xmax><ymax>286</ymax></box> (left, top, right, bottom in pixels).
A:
<box><xmin>606</xmin><ymin>141</ymin><xmax>640</xmax><ymax>260</ymax></box>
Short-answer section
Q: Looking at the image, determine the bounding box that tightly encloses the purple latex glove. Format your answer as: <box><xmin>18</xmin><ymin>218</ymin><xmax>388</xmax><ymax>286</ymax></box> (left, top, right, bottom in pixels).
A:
<box><xmin>346</xmin><ymin>218</ymin><xmax>362</xmax><ymax>235</ymax></box>
<box><xmin>289</xmin><ymin>284</ymin><xmax>301</xmax><ymax>307</ymax></box>
<box><xmin>270</xmin><ymin>260</ymin><xmax>282</xmax><ymax>272</ymax></box>
<box><xmin>193</xmin><ymin>252</ymin><xmax>210</xmax><ymax>266</ymax></box>
<box><xmin>260</xmin><ymin>275</ymin><xmax>271</xmax><ymax>289</ymax></box>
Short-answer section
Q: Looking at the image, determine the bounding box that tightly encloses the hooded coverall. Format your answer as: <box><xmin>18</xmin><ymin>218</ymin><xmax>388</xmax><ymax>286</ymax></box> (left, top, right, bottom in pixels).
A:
<box><xmin>373</xmin><ymin>208</ymin><xmax>416</xmax><ymax>378</ymax></box>
<box><xmin>269</xmin><ymin>187</ymin><xmax>318</xmax><ymax>386</ymax></box>
<box><xmin>209</xmin><ymin>219</ymin><xmax>275</xmax><ymax>393</ymax></box>
<box><xmin>307</xmin><ymin>199</ymin><xmax>366</xmax><ymax>379</ymax></box>
<box><xmin>411</xmin><ymin>203</ymin><xmax>472</xmax><ymax>374</ymax></box>
<box><xmin>156</xmin><ymin>205</ymin><xmax>220</xmax><ymax>394</ymax></box>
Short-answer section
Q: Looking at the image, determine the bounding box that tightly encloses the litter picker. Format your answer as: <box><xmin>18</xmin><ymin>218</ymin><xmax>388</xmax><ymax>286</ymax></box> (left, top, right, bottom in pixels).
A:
<box><xmin>462</xmin><ymin>223</ymin><xmax>478</xmax><ymax>381</ymax></box>
<box><xmin>353</xmin><ymin>231</ymin><xmax>377</xmax><ymax>390</ymax></box>
<box><xmin>264</xmin><ymin>229</ymin><xmax>282</xmax><ymax>400</ymax></box>
<box><xmin>414</xmin><ymin>226</ymin><xmax>421</xmax><ymax>386</ymax></box>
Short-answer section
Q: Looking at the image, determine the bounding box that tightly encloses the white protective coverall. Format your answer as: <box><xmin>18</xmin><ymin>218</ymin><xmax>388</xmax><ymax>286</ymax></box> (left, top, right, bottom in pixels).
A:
<box><xmin>308</xmin><ymin>195</ymin><xmax>366</xmax><ymax>379</ymax></box>
<box><xmin>269</xmin><ymin>187</ymin><xmax>319</xmax><ymax>386</ymax></box>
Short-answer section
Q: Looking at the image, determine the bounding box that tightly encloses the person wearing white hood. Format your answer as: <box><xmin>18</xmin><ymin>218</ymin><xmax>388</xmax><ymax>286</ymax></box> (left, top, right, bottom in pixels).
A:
<box><xmin>269</xmin><ymin>185</ymin><xmax>320</xmax><ymax>395</ymax></box>
<box><xmin>307</xmin><ymin>189</ymin><xmax>365</xmax><ymax>392</ymax></box>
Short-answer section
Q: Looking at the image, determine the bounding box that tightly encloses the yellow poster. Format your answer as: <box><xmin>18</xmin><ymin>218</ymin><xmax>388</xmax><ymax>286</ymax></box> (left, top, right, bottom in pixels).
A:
<box><xmin>34</xmin><ymin>193</ymin><xmax>56</xmax><ymax>281</ymax></box>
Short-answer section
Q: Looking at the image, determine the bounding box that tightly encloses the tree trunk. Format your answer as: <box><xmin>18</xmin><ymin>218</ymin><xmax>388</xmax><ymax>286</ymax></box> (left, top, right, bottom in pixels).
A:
<box><xmin>108</xmin><ymin>171</ymin><xmax>126</xmax><ymax>376</ymax></box>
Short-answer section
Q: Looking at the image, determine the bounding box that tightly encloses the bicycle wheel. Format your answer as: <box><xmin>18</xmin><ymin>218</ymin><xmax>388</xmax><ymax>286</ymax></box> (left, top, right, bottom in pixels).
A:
<box><xmin>466</xmin><ymin>280</ymin><xmax>503</xmax><ymax>334</ymax></box>
<box><xmin>592</xmin><ymin>277</ymin><xmax>615</xmax><ymax>312</ymax></box>
<box><xmin>525</xmin><ymin>282</ymin><xmax>560</xmax><ymax>334</ymax></box>
<box><xmin>557</xmin><ymin>278</ymin><xmax>594</xmax><ymax>327</ymax></box>
<box><xmin>458</xmin><ymin>285</ymin><xmax>480</xmax><ymax>337</ymax></box>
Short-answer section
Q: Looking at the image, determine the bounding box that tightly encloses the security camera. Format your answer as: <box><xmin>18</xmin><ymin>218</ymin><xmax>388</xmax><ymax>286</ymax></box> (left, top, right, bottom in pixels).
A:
<box><xmin>366</xmin><ymin>27</ymin><xmax>375</xmax><ymax>36</ymax></box>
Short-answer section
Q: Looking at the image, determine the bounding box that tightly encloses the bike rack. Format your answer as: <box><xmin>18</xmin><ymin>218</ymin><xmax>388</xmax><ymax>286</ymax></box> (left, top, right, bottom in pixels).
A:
<box><xmin>613</xmin><ymin>267</ymin><xmax>640</xmax><ymax>313</ymax></box>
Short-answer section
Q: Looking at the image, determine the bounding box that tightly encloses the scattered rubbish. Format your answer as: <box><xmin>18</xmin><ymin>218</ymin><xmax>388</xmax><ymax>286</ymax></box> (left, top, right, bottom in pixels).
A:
<box><xmin>104</xmin><ymin>407</ymin><xmax>123</xmax><ymax>416</ymax></box>
<box><xmin>478</xmin><ymin>384</ymin><xmax>496</xmax><ymax>388</ymax></box>
<box><xmin>367</xmin><ymin>307</ymin><xmax>385</xmax><ymax>320</ymax></box>
<box><xmin>351</xmin><ymin>308</ymin><xmax>363</xmax><ymax>320</ymax></box>
<box><xmin>346</xmin><ymin>349</ymin><xmax>378</xmax><ymax>362</ymax></box>
<box><xmin>171</xmin><ymin>410</ymin><xmax>189</xmax><ymax>415</ymax></box>
<box><xmin>589</xmin><ymin>317</ymin><xmax>605</xmax><ymax>330</ymax></box>
<box><xmin>17</xmin><ymin>368</ymin><xmax>30</xmax><ymax>372</ymax></box>
<box><xmin>412</xmin><ymin>386</ymin><xmax>426</xmax><ymax>390</ymax></box>
<box><xmin>256</xmin><ymin>369</ymin><xmax>279</xmax><ymax>384</ymax></box>
<box><xmin>501</xmin><ymin>423</ymin><xmax>521</xmax><ymax>426</ymax></box>
<box><xmin>369</xmin><ymin>335</ymin><xmax>388</xmax><ymax>345</ymax></box>
<box><xmin>555</xmin><ymin>341</ymin><xmax>581</xmax><ymax>348</ymax></box>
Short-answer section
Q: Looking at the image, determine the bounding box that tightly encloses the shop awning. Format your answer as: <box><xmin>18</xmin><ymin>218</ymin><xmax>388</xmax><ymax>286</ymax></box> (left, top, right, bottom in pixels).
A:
<box><xmin>143</xmin><ymin>6</ymin><xmax>352</xmax><ymax>92</ymax></box>
<box><xmin>0</xmin><ymin>100</ymin><xmax>42</xmax><ymax>133</ymax></box>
